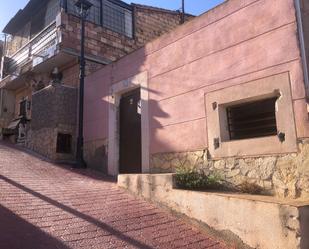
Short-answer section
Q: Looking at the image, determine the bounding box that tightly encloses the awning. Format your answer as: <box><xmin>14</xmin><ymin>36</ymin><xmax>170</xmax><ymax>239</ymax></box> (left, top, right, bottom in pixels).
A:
<box><xmin>7</xmin><ymin>118</ymin><xmax>22</xmax><ymax>130</ymax></box>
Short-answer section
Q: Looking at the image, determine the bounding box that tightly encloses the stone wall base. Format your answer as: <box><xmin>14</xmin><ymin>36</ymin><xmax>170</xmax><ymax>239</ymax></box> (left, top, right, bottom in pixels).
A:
<box><xmin>150</xmin><ymin>140</ymin><xmax>309</xmax><ymax>199</ymax></box>
<box><xmin>26</xmin><ymin>128</ymin><xmax>57</xmax><ymax>160</ymax></box>
<box><xmin>26</xmin><ymin>124</ymin><xmax>76</xmax><ymax>161</ymax></box>
<box><xmin>118</xmin><ymin>174</ymin><xmax>309</xmax><ymax>249</ymax></box>
<box><xmin>84</xmin><ymin>139</ymin><xmax>108</xmax><ymax>173</ymax></box>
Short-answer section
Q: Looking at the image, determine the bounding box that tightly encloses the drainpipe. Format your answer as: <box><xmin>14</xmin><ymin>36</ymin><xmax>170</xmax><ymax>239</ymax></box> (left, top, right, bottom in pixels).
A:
<box><xmin>295</xmin><ymin>0</ymin><xmax>309</xmax><ymax>101</ymax></box>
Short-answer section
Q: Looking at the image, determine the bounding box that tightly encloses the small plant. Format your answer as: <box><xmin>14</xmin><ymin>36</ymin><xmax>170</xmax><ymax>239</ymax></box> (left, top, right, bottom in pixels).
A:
<box><xmin>206</xmin><ymin>173</ymin><xmax>223</xmax><ymax>189</ymax></box>
<box><xmin>175</xmin><ymin>166</ymin><xmax>222</xmax><ymax>190</ymax></box>
<box><xmin>175</xmin><ymin>166</ymin><xmax>265</xmax><ymax>195</ymax></box>
<box><xmin>237</xmin><ymin>181</ymin><xmax>263</xmax><ymax>195</ymax></box>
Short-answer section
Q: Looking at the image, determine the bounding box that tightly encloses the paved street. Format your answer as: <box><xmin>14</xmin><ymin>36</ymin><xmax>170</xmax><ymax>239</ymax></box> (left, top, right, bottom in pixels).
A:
<box><xmin>0</xmin><ymin>142</ymin><xmax>229</xmax><ymax>249</ymax></box>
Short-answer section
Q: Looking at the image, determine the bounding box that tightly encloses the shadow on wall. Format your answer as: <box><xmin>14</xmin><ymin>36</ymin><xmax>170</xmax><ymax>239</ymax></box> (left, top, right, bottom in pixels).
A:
<box><xmin>85</xmin><ymin>45</ymin><xmax>178</xmax><ymax>172</ymax></box>
<box><xmin>92</xmin><ymin>144</ymin><xmax>108</xmax><ymax>174</ymax></box>
<box><xmin>117</xmin><ymin>57</ymin><xmax>175</xmax><ymax>156</ymax></box>
<box><xmin>148</xmin><ymin>97</ymin><xmax>171</xmax><ymax>150</ymax></box>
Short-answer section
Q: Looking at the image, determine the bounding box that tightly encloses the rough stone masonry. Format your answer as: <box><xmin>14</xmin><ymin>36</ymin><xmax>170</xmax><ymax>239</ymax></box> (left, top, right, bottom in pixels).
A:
<box><xmin>150</xmin><ymin>140</ymin><xmax>309</xmax><ymax>200</ymax></box>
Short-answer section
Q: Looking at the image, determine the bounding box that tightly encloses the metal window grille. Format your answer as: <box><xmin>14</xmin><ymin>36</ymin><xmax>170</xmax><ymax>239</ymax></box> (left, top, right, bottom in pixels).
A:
<box><xmin>226</xmin><ymin>97</ymin><xmax>278</xmax><ymax>140</ymax></box>
<box><xmin>67</xmin><ymin>0</ymin><xmax>133</xmax><ymax>37</ymax></box>
<box><xmin>67</xmin><ymin>0</ymin><xmax>101</xmax><ymax>25</ymax></box>
<box><xmin>102</xmin><ymin>1</ymin><xmax>125</xmax><ymax>34</ymax></box>
<box><xmin>56</xmin><ymin>133</ymin><xmax>72</xmax><ymax>154</ymax></box>
<box><xmin>19</xmin><ymin>100</ymin><xmax>27</xmax><ymax>117</ymax></box>
<box><xmin>88</xmin><ymin>0</ymin><xmax>101</xmax><ymax>25</ymax></box>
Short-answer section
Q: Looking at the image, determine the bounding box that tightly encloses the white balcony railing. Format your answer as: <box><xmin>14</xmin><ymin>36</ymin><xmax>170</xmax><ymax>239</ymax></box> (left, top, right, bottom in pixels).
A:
<box><xmin>4</xmin><ymin>22</ymin><xmax>58</xmax><ymax>76</ymax></box>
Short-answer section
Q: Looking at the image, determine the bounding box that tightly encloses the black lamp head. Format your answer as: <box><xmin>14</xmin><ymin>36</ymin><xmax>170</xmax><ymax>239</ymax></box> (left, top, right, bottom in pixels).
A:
<box><xmin>75</xmin><ymin>0</ymin><xmax>93</xmax><ymax>11</ymax></box>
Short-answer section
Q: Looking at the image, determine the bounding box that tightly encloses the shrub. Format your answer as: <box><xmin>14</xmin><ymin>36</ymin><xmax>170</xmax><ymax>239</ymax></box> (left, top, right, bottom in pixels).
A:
<box><xmin>175</xmin><ymin>166</ymin><xmax>265</xmax><ymax>195</ymax></box>
<box><xmin>175</xmin><ymin>166</ymin><xmax>222</xmax><ymax>190</ymax></box>
<box><xmin>237</xmin><ymin>181</ymin><xmax>263</xmax><ymax>195</ymax></box>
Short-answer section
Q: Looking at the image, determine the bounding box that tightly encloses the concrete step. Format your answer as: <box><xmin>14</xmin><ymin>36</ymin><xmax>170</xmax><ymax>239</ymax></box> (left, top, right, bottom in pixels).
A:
<box><xmin>17</xmin><ymin>137</ymin><xmax>26</xmax><ymax>146</ymax></box>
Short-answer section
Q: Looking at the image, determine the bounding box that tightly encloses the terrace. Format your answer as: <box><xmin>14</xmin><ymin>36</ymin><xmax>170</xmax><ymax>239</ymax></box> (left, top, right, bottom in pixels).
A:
<box><xmin>0</xmin><ymin>0</ymin><xmax>134</xmax><ymax>87</ymax></box>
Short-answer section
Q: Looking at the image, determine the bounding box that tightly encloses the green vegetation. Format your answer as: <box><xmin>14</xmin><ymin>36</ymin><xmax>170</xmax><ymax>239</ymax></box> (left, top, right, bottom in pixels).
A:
<box><xmin>175</xmin><ymin>166</ymin><xmax>265</xmax><ymax>195</ymax></box>
<box><xmin>175</xmin><ymin>166</ymin><xmax>222</xmax><ymax>190</ymax></box>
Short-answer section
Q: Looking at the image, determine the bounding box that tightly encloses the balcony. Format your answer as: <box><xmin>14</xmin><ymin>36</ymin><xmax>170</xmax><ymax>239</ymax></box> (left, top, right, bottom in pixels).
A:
<box><xmin>2</xmin><ymin>22</ymin><xmax>59</xmax><ymax>78</ymax></box>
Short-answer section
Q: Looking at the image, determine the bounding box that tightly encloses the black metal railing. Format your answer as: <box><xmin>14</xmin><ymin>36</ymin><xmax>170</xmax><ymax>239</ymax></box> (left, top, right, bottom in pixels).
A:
<box><xmin>3</xmin><ymin>22</ymin><xmax>58</xmax><ymax>76</ymax></box>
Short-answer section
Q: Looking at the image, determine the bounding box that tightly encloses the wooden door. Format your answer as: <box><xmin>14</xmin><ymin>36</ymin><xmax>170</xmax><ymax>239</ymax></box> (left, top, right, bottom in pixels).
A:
<box><xmin>119</xmin><ymin>88</ymin><xmax>142</xmax><ymax>174</ymax></box>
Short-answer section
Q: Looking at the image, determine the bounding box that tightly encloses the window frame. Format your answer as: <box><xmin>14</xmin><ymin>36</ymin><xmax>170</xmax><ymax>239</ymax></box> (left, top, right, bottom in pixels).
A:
<box><xmin>65</xmin><ymin>0</ymin><xmax>134</xmax><ymax>38</ymax></box>
<box><xmin>225</xmin><ymin>97</ymin><xmax>279</xmax><ymax>141</ymax></box>
<box><xmin>205</xmin><ymin>72</ymin><xmax>298</xmax><ymax>159</ymax></box>
<box><xmin>56</xmin><ymin>133</ymin><xmax>72</xmax><ymax>154</ymax></box>
<box><xmin>19</xmin><ymin>99</ymin><xmax>27</xmax><ymax>117</ymax></box>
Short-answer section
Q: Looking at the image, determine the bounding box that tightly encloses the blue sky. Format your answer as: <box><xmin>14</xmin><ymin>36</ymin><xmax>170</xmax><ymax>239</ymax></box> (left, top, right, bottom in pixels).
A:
<box><xmin>0</xmin><ymin>0</ymin><xmax>224</xmax><ymax>35</ymax></box>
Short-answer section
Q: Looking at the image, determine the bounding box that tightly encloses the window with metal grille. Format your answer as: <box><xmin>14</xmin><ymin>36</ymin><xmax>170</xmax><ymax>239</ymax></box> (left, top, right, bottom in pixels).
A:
<box><xmin>102</xmin><ymin>0</ymin><xmax>133</xmax><ymax>38</ymax></box>
<box><xmin>19</xmin><ymin>100</ymin><xmax>27</xmax><ymax>117</ymax></box>
<box><xmin>56</xmin><ymin>133</ymin><xmax>72</xmax><ymax>154</ymax></box>
<box><xmin>226</xmin><ymin>97</ymin><xmax>278</xmax><ymax>140</ymax></box>
<box><xmin>87</xmin><ymin>0</ymin><xmax>102</xmax><ymax>25</ymax></box>
<box><xmin>67</xmin><ymin>0</ymin><xmax>102</xmax><ymax>25</ymax></box>
<box><xmin>66</xmin><ymin>0</ymin><xmax>133</xmax><ymax>37</ymax></box>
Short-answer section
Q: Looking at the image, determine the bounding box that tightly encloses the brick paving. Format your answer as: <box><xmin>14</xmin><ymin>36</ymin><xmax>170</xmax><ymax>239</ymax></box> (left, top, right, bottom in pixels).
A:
<box><xmin>0</xmin><ymin>142</ymin><xmax>229</xmax><ymax>249</ymax></box>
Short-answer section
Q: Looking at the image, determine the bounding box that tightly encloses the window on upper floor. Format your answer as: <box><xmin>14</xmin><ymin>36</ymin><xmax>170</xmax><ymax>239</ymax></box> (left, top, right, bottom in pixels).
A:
<box><xmin>102</xmin><ymin>0</ymin><xmax>133</xmax><ymax>38</ymax></box>
<box><xmin>45</xmin><ymin>0</ymin><xmax>61</xmax><ymax>27</ymax></box>
<box><xmin>67</xmin><ymin>0</ymin><xmax>101</xmax><ymax>25</ymax></box>
<box><xmin>67</xmin><ymin>0</ymin><xmax>133</xmax><ymax>38</ymax></box>
<box><xmin>19</xmin><ymin>100</ymin><xmax>27</xmax><ymax>117</ymax></box>
<box><xmin>31</xmin><ymin>0</ymin><xmax>60</xmax><ymax>38</ymax></box>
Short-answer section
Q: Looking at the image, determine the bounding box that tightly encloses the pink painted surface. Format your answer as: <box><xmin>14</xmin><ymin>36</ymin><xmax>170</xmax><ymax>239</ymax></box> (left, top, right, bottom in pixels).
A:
<box><xmin>150</xmin><ymin>118</ymin><xmax>207</xmax><ymax>153</ymax></box>
<box><xmin>84</xmin><ymin>66</ymin><xmax>111</xmax><ymax>141</ymax></box>
<box><xmin>84</xmin><ymin>0</ymin><xmax>309</xmax><ymax>154</ymax></box>
<box><xmin>294</xmin><ymin>99</ymin><xmax>309</xmax><ymax>138</ymax></box>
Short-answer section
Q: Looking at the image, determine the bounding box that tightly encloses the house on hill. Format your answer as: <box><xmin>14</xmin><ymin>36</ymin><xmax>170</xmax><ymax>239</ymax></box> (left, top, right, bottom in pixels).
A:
<box><xmin>84</xmin><ymin>0</ymin><xmax>309</xmax><ymax>197</ymax></box>
<box><xmin>84</xmin><ymin>1</ymin><xmax>309</xmax><ymax>247</ymax></box>
<box><xmin>0</xmin><ymin>0</ymin><xmax>192</xmax><ymax>164</ymax></box>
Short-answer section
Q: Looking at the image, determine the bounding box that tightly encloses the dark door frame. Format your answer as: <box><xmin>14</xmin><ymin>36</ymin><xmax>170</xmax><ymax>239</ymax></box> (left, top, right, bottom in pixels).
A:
<box><xmin>119</xmin><ymin>88</ymin><xmax>142</xmax><ymax>174</ymax></box>
<box><xmin>107</xmin><ymin>72</ymin><xmax>150</xmax><ymax>176</ymax></box>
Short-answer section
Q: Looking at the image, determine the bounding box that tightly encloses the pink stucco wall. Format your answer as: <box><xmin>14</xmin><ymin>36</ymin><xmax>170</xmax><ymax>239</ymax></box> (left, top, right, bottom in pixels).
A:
<box><xmin>84</xmin><ymin>0</ymin><xmax>309</xmax><ymax>155</ymax></box>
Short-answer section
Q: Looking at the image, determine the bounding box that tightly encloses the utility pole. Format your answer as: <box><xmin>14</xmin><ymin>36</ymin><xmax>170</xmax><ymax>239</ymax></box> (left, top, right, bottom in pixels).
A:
<box><xmin>181</xmin><ymin>0</ymin><xmax>185</xmax><ymax>24</ymax></box>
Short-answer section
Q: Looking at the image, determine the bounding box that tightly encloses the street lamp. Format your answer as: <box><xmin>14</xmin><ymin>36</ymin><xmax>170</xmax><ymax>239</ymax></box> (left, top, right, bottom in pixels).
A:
<box><xmin>75</xmin><ymin>0</ymin><xmax>93</xmax><ymax>168</ymax></box>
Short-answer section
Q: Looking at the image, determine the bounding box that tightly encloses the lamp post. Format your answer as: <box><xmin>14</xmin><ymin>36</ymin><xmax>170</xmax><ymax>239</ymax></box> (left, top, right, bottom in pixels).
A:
<box><xmin>75</xmin><ymin>0</ymin><xmax>93</xmax><ymax>168</ymax></box>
